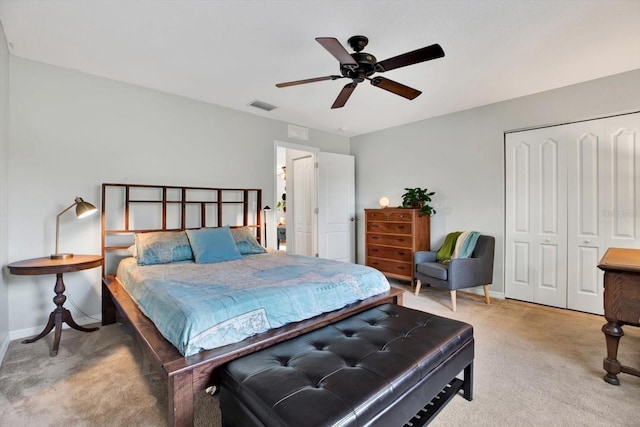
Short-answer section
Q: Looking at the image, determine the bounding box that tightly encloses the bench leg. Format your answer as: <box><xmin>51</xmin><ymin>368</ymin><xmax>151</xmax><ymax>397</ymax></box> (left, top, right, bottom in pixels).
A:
<box><xmin>463</xmin><ymin>362</ymin><xmax>473</xmax><ymax>401</ymax></box>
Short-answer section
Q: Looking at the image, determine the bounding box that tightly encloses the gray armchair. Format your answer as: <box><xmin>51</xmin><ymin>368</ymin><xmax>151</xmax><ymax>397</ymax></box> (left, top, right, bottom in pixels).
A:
<box><xmin>414</xmin><ymin>235</ymin><xmax>495</xmax><ymax>311</ymax></box>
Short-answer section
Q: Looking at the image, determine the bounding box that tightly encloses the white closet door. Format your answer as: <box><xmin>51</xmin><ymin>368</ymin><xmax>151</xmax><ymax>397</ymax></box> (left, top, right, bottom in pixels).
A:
<box><xmin>566</xmin><ymin>120</ymin><xmax>607</xmax><ymax>314</ymax></box>
<box><xmin>507</xmin><ymin>112</ymin><xmax>640</xmax><ymax>315</ymax></box>
<box><xmin>505</xmin><ymin>127</ymin><xmax>568</xmax><ymax>308</ymax></box>
<box><xmin>602</xmin><ymin>113</ymin><xmax>640</xmax><ymax>252</ymax></box>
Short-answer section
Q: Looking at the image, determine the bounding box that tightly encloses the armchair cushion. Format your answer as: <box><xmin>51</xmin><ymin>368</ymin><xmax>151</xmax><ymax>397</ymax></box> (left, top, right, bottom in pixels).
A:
<box><xmin>416</xmin><ymin>262</ymin><xmax>448</xmax><ymax>280</ymax></box>
<box><xmin>414</xmin><ymin>250</ymin><xmax>437</xmax><ymax>265</ymax></box>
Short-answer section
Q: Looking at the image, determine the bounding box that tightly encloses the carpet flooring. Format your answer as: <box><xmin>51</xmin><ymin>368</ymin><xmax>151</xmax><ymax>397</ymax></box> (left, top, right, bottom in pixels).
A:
<box><xmin>1</xmin><ymin>283</ymin><xmax>639</xmax><ymax>426</ymax></box>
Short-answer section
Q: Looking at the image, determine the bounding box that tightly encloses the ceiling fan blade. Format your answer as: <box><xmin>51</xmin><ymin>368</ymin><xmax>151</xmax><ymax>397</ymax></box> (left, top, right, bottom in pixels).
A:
<box><xmin>331</xmin><ymin>82</ymin><xmax>357</xmax><ymax>109</ymax></box>
<box><xmin>316</xmin><ymin>37</ymin><xmax>358</xmax><ymax>69</ymax></box>
<box><xmin>375</xmin><ymin>44</ymin><xmax>444</xmax><ymax>72</ymax></box>
<box><xmin>276</xmin><ymin>75</ymin><xmax>343</xmax><ymax>88</ymax></box>
<box><xmin>370</xmin><ymin>77</ymin><xmax>421</xmax><ymax>100</ymax></box>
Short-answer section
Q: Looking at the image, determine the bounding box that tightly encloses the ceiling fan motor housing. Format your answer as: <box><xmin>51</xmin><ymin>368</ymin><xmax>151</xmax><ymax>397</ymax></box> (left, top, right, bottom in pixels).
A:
<box><xmin>341</xmin><ymin>52</ymin><xmax>377</xmax><ymax>82</ymax></box>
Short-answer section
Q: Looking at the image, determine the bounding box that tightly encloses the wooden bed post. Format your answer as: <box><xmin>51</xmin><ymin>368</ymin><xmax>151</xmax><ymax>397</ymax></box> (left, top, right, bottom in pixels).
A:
<box><xmin>169</xmin><ymin>371</ymin><xmax>194</xmax><ymax>427</ymax></box>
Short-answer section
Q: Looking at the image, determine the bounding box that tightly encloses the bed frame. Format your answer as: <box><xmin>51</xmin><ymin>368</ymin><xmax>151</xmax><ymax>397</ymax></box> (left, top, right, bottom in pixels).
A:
<box><xmin>100</xmin><ymin>183</ymin><xmax>404</xmax><ymax>426</ymax></box>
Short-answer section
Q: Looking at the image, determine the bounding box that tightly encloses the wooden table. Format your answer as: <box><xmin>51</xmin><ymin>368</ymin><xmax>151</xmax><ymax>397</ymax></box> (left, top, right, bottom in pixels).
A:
<box><xmin>8</xmin><ymin>255</ymin><xmax>103</xmax><ymax>356</ymax></box>
<box><xmin>597</xmin><ymin>248</ymin><xmax>640</xmax><ymax>385</ymax></box>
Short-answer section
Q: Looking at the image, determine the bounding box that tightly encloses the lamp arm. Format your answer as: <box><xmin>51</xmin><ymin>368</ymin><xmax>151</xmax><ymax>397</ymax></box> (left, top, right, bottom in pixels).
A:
<box><xmin>54</xmin><ymin>203</ymin><xmax>77</xmax><ymax>255</ymax></box>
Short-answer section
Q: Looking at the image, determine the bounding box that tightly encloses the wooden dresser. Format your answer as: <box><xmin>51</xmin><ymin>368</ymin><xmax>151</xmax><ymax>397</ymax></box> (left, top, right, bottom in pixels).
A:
<box><xmin>365</xmin><ymin>208</ymin><xmax>430</xmax><ymax>281</ymax></box>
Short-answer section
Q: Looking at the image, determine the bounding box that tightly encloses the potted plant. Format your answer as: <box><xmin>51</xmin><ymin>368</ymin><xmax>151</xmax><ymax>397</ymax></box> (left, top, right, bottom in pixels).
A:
<box><xmin>401</xmin><ymin>187</ymin><xmax>436</xmax><ymax>216</ymax></box>
<box><xmin>277</xmin><ymin>192</ymin><xmax>286</xmax><ymax>212</ymax></box>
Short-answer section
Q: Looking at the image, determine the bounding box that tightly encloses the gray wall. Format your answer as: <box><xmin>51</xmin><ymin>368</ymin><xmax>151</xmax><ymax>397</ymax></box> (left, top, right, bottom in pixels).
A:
<box><xmin>351</xmin><ymin>69</ymin><xmax>640</xmax><ymax>296</ymax></box>
<box><xmin>0</xmin><ymin>22</ymin><xmax>9</xmax><ymax>359</ymax></box>
<box><xmin>6</xmin><ymin>57</ymin><xmax>349</xmax><ymax>337</ymax></box>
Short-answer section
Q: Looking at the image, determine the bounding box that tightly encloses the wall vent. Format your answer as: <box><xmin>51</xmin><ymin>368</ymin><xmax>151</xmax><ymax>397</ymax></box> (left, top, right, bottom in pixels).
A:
<box><xmin>288</xmin><ymin>124</ymin><xmax>309</xmax><ymax>141</ymax></box>
<box><xmin>249</xmin><ymin>100</ymin><xmax>277</xmax><ymax>111</ymax></box>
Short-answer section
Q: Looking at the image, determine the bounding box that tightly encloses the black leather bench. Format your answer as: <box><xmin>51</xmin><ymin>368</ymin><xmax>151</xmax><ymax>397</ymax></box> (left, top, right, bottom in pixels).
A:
<box><xmin>220</xmin><ymin>303</ymin><xmax>474</xmax><ymax>427</ymax></box>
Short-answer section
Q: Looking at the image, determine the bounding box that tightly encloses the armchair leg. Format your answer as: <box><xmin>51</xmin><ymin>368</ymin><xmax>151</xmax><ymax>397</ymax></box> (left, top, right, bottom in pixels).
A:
<box><xmin>483</xmin><ymin>284</ymin><xmax>491</xmax><ymax>305</ymax></box>
<box><xmin>414</xmin><ymin>279</ymin><xmax>422</xmax><ymax>296</ymax></box>
<box><xmin>450</xmin><ymin>290</ymin><xmax>457</xmax><ymax>312</ymax></box>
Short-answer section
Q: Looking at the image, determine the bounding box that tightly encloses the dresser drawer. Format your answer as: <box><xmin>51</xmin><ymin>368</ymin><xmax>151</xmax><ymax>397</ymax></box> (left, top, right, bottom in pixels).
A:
<box><xmin>366</xmin><ymin>221</ymin><xmax>412</xmax><ymax>235</ymax></box>
<box><xmin>366</xmin><ymin>258</ymin><xmax>412</xmax><ymax>278</ymax></box>
<box><xmin>387</xmin><ymin>211</ymin><xmax>413</xmax><ymax>222</ymax></box>
<box><xmin>366</xmin><ymin>233</ymin><xmax>413</xmax><ymax>248</ymax></box>
<box><xmin>366</xmin><ymin>210</ymin><xmax>414</xmax><ymax>222</ymax></box>
<box><xmin>366</xmin><ymin>211</ymin><xmax>389</xmax><ymax>221</ymax></box>
<box><xmin>367</xmin><ymin>245</ymin><xmax>412</xmax><ymax>262</ymax></box>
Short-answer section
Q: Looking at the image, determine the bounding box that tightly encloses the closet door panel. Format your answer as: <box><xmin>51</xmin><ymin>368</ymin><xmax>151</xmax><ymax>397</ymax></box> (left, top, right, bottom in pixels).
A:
<box><xmin>506</xmin><ymin>128</ymin><xmax>567</xmax><ymax>308</ymax></box>
<box><xmin>606</xmin><ymin>114</ymin><xmax>640</xmax><ymax>245</ymax></box>
<box><xmin>505</xmin><ymin>136</ymin><xmax>535</xmax><ymax>302</ymax></box>
<box><xmin>567</xmin><ymin>121</ymin><xmax>606</xmax><ymax>314</ymax></box>
<box><xmin>535</xmin><ymin>134</ymin><xmax>567</xmax><ymax>308</ymax></box>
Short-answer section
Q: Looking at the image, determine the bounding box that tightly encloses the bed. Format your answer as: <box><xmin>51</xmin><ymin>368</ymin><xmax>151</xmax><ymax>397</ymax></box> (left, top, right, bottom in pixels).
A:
<box><xmin>100</xmin><ymin>183</ymin><xmax>404</xmax><ymax>426</ymax></box>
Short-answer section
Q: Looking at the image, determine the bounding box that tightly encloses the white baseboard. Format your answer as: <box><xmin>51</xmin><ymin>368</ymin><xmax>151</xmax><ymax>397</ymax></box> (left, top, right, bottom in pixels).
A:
<box><xmin>8</xmin><ymin>313</ymin><xmax>102</xmax><ymax>341</ymax></box>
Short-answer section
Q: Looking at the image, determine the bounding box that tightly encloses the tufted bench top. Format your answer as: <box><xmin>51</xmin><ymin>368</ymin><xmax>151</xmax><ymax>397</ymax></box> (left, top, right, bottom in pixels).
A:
<box><xmin>220</xmin><ymin>303</ymin><xmax>474</xmax><ymax>427</ymax></box>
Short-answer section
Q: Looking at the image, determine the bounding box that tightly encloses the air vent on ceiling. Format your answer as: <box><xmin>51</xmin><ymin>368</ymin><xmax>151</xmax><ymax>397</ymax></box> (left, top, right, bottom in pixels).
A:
<box><xmin>249</xmin><ymin>100</ymin><xmax>278</xmax><ymax>111</ymax></box>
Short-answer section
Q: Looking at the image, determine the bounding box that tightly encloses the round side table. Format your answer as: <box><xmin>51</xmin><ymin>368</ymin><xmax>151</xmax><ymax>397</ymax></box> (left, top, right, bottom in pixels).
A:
<box><xmin>8</xmin><ymin>254</ymin><xmax>103</xmax><ymax>356</ymax></box>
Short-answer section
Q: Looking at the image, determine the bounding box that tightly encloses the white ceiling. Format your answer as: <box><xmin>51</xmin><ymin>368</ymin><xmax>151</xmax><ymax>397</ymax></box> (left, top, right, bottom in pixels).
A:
<box><xmin>1</xmin><ymin>0</ymin><xmax>639</xmax><ymax>137</ymax></box>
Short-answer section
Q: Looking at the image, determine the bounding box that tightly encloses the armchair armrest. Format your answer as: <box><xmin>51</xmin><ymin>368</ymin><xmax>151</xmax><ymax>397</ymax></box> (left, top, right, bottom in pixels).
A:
<box><xmin>448</xmin><ymin>257</ymin><xmax>492</xmax><ymax>287</ymax></box>
<box><xmin>414</xmin><ymin>251</ymin><xmax>437</xmax><ymax>264</ymax></box>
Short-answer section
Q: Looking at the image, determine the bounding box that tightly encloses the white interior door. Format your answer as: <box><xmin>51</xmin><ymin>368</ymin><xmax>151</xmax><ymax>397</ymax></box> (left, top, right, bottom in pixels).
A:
<box><xmin>505</xmin><ymin>127</ymin><xmax>568</xmax><ymax>308</ymax></box>
<box><xmin>317</xmin><ymin>152</ymin><xmax>355</xmax><ymax>262</ymax></box>
<box><xmin>292</xmin><ymin>155</ymin><xmax>315</xmax><ymax>256</ymax></box>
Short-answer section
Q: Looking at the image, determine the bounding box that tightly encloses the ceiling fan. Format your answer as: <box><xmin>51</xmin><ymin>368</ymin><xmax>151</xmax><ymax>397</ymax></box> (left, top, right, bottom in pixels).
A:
<box><xmin>275</xmin><ymin>35</ymin><xmax>445</xmax><ymax>109</ymax></box>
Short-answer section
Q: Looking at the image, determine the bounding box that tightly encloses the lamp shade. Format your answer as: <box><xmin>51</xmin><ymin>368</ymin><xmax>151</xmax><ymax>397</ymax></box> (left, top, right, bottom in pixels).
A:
<box><xmin>75</xmin><ymin>197</ymin><xmax>97</xmax><ymax>218</ymax></box>
<box><xmin>51</xmin><ymin>197</ymin><xmax>98</xmax><ymax>259</ymax></box>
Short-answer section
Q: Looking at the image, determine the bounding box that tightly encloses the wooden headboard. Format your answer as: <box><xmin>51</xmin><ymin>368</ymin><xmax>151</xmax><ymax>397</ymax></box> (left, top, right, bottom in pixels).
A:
<box><xmin>101</xmin><ymin>183</ymin><xmax>262</xmax><ymax>275</ymax></box>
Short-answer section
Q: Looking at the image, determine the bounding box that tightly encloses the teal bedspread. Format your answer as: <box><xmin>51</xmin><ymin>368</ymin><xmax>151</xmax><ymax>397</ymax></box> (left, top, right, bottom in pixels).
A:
<box><xmin>116</xmin><ymin>252</ymin><xmax>390</xmax><ymax>356</ymax></box>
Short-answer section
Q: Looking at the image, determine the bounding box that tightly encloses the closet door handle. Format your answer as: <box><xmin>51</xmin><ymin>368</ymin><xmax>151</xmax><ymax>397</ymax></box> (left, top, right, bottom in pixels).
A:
<box><xmin>584</xmin><ymin>239</ymin><xmax>591</xmax><ymax>244</ymax></box>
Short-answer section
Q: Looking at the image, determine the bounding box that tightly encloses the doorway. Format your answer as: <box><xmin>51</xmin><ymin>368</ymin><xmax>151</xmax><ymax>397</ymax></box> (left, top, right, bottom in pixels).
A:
<box><xmin>275</xmin><ymin>142</ymin><xmax>318</xmax><ymax>256</ymax></box>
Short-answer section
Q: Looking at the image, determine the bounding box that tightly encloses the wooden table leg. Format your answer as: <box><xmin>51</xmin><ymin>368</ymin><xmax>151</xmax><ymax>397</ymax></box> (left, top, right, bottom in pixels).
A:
<box><xmin>602</xmin><ymin>320</ymin><xmax>623</xmax><ymax>385</ymax></box>
<box><xmin>22</xmin><ymin>272</ymin><xmax>98</xmax><ymax>356</ymax></box>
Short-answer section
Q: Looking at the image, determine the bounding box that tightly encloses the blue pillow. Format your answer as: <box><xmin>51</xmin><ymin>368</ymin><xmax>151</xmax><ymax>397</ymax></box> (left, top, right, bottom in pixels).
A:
<box><xmin>134</xmin><ymin>231</ymin><xmax>193</xmax><ymax>265</ymax></box>
<box><xmin>230</xmin><ymin>227</ymin><xmax>266</xmax><ymax>255</ymax></box>
<box><xmin>186</xmin><ymin>226</ymin><xmax>243</xmax><ymax>264</ymax></box>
